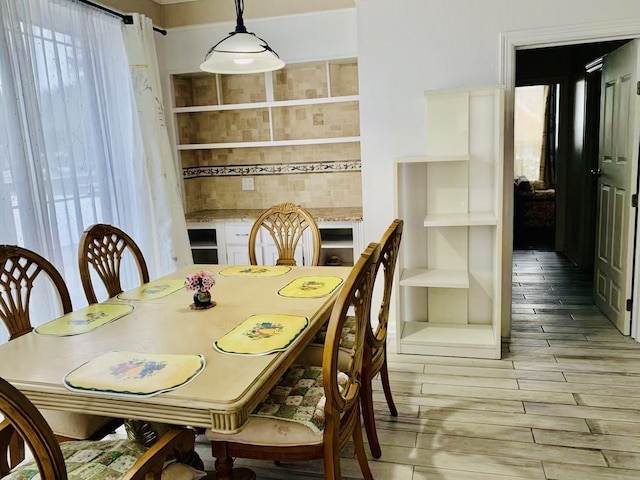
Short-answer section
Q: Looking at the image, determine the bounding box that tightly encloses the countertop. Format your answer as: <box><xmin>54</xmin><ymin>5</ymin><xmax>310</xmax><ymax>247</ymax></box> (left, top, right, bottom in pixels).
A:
<box><xmin>185</xmin><ymin>207</ymin><xmax>363</xmax><ymax>224</ymax></box>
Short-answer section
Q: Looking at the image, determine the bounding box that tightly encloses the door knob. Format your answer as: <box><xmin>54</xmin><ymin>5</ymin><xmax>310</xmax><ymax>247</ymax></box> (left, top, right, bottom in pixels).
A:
<box><xmin>589</xmin><ymin>168</ymin><xmax>602</xmax><ymax>178</ymax></box>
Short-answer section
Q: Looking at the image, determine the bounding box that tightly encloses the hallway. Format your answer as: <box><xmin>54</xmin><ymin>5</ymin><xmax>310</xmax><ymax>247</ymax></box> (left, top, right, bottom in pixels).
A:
<box><xmin>196</xmin><ymin>250</ymin><xmax>640</xmax><ymax>479</ymax></box>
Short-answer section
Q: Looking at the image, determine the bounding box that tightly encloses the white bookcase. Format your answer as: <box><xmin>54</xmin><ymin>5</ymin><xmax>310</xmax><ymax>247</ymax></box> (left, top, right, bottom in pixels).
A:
<box><xmin>394</xmin><ymin>86</ymin><xmax>504</xmax><ymax>359</ymax></box>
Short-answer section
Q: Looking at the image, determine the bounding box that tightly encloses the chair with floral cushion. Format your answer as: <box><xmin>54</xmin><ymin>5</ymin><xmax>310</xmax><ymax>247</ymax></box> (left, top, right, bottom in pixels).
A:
<box><xmin>0</xmin><ymin>376</ymin><xmax>201</xmax><ymax>480</ymax></box>
<box><xmin>360</xmin><ymin>219</ymin><xmax>403</xmax><ymax>458</ymax></box>
<box><xmin>206</xmin><ymin>243</ymin><xmax>381</xmax><ymax>480</ymax></box>
<box><xmin>249</xmin><ymin>202</ymin><xmax>321</xmax><ymax>266</ymax></box>
<box><xmin>0</xmin><ymin>245</ymin><xmax>122</xmax><ymax>446</ymax></box>
<box><xmin>308</xmin><ymin>219</ymin><xmax>403</xmax><ymax>459</ymax></box>
<box><xmin>78</xmin><ymin>224</ymin><xmax>150</xmax><ymax>304</ymax></box>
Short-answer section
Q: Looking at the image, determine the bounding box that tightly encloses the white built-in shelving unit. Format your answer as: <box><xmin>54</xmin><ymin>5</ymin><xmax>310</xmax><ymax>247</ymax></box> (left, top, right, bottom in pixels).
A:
<box><xmin>394</xmin><ymin>86</ymin><xmax>504</xmax><ymax>359</ymax></box>
<box><xmin>170</xmin><ymin>60</ymin><xmax>359</xmax><ymax>152</ymax></box>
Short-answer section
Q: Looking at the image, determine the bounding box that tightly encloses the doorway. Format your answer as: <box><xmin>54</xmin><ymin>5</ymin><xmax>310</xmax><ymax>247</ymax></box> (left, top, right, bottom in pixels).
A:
<box><xmin>513</xmin><ymin>41</ymin><xmax>629</xmax><ymax>263</ymax></box>
<box><xmin>501</xmin><ymin>26</ymin><xmax>640</xmax><ymax>339</ymax></box>
<box><xmin>512</xmin><ymin>41</ymin><xmax>632</xmax><ymax>332</ymax></box>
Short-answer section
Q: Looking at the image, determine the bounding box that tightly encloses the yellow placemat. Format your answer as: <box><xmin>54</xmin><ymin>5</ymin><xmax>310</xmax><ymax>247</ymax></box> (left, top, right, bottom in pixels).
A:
<box><xmin>214</xmin><ymin>314</ymin><xmax>309</xmax><ymax>356</ymax></box>
<box><xmin>117</xmin><ymin>279</ymin><xmax>185</xmax><ymax>301</ymax></box>
<box><xmin>35</xmin><ymin>304</ymin><xmax>134</xmax><ymax>336</ymax></box>
<box><xmin>63</xmin><ymin>351</ymin><xmax>206</xmax><ymax>398</ymax></box>
<box><xmin>218</xmin><ymin>265</ymin><xmax>291</xmax><ymax>277</ymax></box>
<box><xmin>278</xmin><ymin>276</ymin><xmax>344</xmax><ymax>298</ymax></box>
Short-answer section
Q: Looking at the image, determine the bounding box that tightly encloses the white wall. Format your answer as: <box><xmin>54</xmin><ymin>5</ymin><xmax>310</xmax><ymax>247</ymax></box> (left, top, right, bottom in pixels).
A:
<box><xmin>160</xmin><ymin>9</ymin><xmax>358</xmax><ymax>74</ymax></box>
<box><xmin>357</xmin><ymin>0</ymin><xmax>640</xmax><ymax>244</ymax></box>
<box><xmin>357</xmin><ymin>0</ymin><xmax>640</xmax><ymax>337</ymax></box>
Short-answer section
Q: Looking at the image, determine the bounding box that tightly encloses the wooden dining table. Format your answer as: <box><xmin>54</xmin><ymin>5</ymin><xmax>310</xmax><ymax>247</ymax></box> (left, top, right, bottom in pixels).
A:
<box><xmin>0</xmin><ymin>264</ymin><xmax>350</xmax><ymax>472</ymax></box>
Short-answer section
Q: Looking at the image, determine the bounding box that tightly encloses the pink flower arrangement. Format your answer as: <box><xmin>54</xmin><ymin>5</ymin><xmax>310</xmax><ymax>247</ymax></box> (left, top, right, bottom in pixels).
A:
<box><xmin>184</xmin><ymin>270</ymin><xmax>215</xmax><ymax>292</ymax></box>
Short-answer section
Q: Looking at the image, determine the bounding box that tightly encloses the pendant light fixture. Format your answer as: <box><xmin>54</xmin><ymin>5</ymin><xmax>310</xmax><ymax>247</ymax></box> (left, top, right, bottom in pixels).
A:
<box><xmin>199</xmin><ymin>0</ymin><xmax>285</xmax><ymax>74</ymax></box>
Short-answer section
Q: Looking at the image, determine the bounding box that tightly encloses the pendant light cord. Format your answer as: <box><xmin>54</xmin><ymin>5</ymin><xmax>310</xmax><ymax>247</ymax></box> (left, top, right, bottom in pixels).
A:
<box><xmin>234</xmin><ymin>0</ymin><xmax>247</xmax><ymax>33</ymax></box>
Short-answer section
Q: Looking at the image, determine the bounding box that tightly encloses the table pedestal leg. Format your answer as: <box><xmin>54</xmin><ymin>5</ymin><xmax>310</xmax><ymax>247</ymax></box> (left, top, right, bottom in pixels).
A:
<box><xmin>211</xmin><ymin>442</ymin><xmax>256</xmax><ymax>480</ymax></box>
<box><xmin>124</xmin><ymin>420</ymin><xmax>205</xmax><ymax>471</ymax></box>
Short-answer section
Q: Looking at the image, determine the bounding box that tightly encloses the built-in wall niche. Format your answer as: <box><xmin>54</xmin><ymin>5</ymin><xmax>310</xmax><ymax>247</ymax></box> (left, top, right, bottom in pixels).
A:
<box><xmin>172</xmin><ymin>60</ymin><xmax>359</xmax><ymax>148</ymax></box>
<box><xmin>170</xmin><ymin>59</ymin><xmax>362</xmax><ymax>213</ymax></box>
<box><xmin>172</xmin><ymin>60</ymin><xmax>357</xmax><ymax>108</ymax></box>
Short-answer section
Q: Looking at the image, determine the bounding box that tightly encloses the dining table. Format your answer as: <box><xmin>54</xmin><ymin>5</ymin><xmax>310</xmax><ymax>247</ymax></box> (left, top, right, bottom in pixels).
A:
<box><xmin>0</xmin><ymin>263</ymin><xmax>351</xmax><ymax>478</ymax></box>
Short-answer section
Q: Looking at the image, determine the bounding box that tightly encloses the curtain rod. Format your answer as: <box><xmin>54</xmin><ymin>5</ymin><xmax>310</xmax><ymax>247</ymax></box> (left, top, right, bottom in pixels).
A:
<box><xmin>76</xmin><ymin>0</ymin><xmax>167</xmax><ymax>35</ymax></box>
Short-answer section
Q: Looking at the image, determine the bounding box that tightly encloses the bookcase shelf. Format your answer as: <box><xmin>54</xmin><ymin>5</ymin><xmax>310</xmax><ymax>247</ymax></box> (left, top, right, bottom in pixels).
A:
<box><xmin>394</xmin><ymin>86</ymin><xmax>504</xmax><ymax>359</ymax></box>
<box><xmin>400</xmin><ymin>268</ymin><xmax>469</xmax><ymax>288</ymax></box>
<box><xmin>423</xmin><ymin>212</ymin><xmax>498</xmax><ymax>227</ymax></box>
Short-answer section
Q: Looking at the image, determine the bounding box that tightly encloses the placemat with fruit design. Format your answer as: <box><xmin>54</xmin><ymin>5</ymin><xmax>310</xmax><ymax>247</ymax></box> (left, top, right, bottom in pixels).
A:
<box><xmin>277</xmin><ymin>276</ymin><xmax>344</xmax><ymax>299</ymax></box>
<box><xmin>214</xmin><ymin>314</ymin><xmax>308</xmax><ymax>355</ymax></box>
<box><xmin>218</xmin><ymin>265</ymin><xmax>292</xmax><ymax>277</ymax></box>
<box><xmin>35</xmin><ymin>304</ymin><xmax>134</xmax><ymax>336</ymax></box>
<box><xmin>117</xmin><ymin>279</ymin><xmax>185</xmax><ymax>301</ymax></box>
<box><xmin>63</xmin><ymin>351</ymin><xmax>206</xmax><ymax>398</ymax></box>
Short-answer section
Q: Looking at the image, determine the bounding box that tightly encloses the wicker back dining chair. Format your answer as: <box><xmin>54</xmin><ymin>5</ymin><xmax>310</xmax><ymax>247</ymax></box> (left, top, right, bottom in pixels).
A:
<box><xmin>249</xmin><ymin>202</ymin><xmax>322</xmax><ymax>266</ymax></box>
<box><xmin>361</xmin><ymin>218</ymin><xmax>403</xmax><ymax>458</ymax></box>
<box><xmin>78</xmin><ymin>224</ymin><xmax>150</xmax><ymax>304</ymax></box>
<box><xmin>0</xmin><ymin>377</ymin><xmax>197</xmax><ymax>480</ymax></box>
<box><xmin>0</xmin><ymin>245</ymin><xmax>72</xmax><ymax>341</ymax></box>
<box><xmin>0</xmin><ymin>245</ymin><xmax>122</xmax><ymax>445</ymax></box>
<box><xmin>207</xmin><ymin>243</ymin><xmax>381</xmax><ymax>480</ymax></box>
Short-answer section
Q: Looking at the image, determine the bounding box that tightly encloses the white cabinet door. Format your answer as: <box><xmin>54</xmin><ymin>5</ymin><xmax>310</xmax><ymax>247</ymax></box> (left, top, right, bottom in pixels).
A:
<box><xmin>226</xmin><ymin>245</ymin><xmax>250</xmax><ymax>265</ymax></box>
<box><xmin>594</xmin><ymin>40</ymin><xmax>640</xmax><ymax>335</ymax></box>
<box><xmin>224</xmin><ymin>223</ymin><xmax>252</xmax><ymax>265</ymax></box>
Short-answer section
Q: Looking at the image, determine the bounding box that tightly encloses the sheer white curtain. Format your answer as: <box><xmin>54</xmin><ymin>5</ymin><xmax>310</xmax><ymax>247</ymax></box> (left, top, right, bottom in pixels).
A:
<box><xmin>0</xmin><ymin>0</ymin><xmax>189</xmax><ymax>343</ymax></box>
<box><xmin>122</xmin><ymin>13</ymin><xmax>191</xmax><ymax>277</ymax></box>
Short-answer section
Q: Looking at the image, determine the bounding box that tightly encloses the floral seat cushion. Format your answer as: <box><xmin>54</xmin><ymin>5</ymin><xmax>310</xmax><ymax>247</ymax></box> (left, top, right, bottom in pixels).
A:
<box><xmin>312</xmin><ymin>315</ymin><xmax>356</xmax><ymax>349</ymax></box>
<box><xmin>5</xmin><ymin>439</ymin><xmax>204</xmax><ymax>480</ymax></box>
<box><xmin>251</xmin><ymin>365</ymin><xmax>348</xmax><ymax>434</ymax></box>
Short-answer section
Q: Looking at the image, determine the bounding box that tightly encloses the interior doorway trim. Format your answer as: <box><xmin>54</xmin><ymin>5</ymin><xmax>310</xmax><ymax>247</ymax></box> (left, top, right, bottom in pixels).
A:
<box><xmin>499</xmin><ymin>19</ymin><xmax>640</xmax><ymax>340</ymax></box>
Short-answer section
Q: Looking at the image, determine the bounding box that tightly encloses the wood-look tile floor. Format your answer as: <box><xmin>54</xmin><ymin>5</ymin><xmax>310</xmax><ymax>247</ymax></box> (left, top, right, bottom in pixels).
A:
<box><xmin>194</xmin><ymin>250</ymin><xmax>640</xmax><ymax>479</ymax></box>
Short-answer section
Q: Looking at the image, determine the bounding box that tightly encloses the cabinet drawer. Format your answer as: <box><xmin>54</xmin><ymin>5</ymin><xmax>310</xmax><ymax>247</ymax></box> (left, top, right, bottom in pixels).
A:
<box><xmin>225</xmin><ymin>224</ymin><xmax>252</xmax><ymax>244</ymax></box>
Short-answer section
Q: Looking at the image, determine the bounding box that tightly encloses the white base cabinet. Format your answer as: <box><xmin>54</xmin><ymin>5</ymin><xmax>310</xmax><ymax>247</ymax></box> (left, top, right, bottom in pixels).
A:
<box><xmin>394</xmin><ymin>86</ymin><xmax>504</xmax><ymax>359</ymax></box>
<box><xmin>187</xmin><ymin>220</ymin><xmax>362</xmax><ymax>267</ymax></box>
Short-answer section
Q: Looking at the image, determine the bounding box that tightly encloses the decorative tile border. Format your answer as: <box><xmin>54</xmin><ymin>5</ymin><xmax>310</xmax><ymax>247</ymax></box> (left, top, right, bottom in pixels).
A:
<box><xmin>183</xmin><ymin>161</ymin><xmax>361</xmax><ymax>179</ymax></box>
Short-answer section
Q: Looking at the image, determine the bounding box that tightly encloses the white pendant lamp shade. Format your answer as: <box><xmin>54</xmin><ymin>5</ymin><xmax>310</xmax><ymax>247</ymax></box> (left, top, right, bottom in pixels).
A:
<box><xmin>200</xmin><ymin>32</ymin><xmax>285</xmax><ymax>74</ymax></box>
<box><xmin>199</xmin><ymin>0</ymin><xmax>285</xmax><ymax>74</ymax></box>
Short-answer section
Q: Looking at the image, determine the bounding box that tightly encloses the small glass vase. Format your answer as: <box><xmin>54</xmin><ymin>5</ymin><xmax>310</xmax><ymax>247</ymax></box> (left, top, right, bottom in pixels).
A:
<box><xmin>193</xmin><ymin>289</ymin><xmax>212</xmax><ymax>308</ymax></box>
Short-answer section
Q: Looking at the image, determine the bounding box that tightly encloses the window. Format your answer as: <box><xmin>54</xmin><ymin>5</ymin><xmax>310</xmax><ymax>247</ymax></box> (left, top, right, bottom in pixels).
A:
<box><xmin>0</xmin><ymin>1</ymin><xmax>138</xmax><ymax>344</ymax></box>
<box><xmin>514</xmin><ymin>84</ymin><xmax>559</xmax><ymax>182</ymax></box>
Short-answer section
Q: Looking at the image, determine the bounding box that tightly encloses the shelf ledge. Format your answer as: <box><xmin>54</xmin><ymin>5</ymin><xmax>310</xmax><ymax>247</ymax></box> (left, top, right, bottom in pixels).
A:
<box><xmin>173</xmin><ymin>95</ymin><xmax>359</xmax><ymax>113</ymax></box>
<box><xmin>424</xmin><ymin>212</ymin><xmax>497</xmax><ymax>227</ymax></box>
<box><xmin>321</xmin><ymin>241</ymin><xmax>353</xmax><ymax>248</ymax></box>
<box><xmin>400</xmin><ymin>268</ymin><xmax>469</xmax><ymax>288</ymax></box>
<box><xmin>190</xmin><ymin>244</ymin><xmax>218</xmax><ymax>249</ymax></box>
<box><xmin>401</xmin><ymin>322</ymin><xmax>496</xmax><ymax>347</ymax></box>
<box><xmin>177</xmin><ymin>137</ymin><xmax>361</xmax><ymax>150</ymax></box>
<box><xmin>395</xmin><ymin>155</ymin><xmax>470</xmax><ymax>164</ymax></box>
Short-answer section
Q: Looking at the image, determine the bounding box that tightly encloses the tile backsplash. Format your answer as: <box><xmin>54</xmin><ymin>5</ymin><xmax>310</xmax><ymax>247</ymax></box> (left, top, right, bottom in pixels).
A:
<box><xmin>182</xmin><ymin>142</ymin><xmax>362</xmax><ymax>212</ymax></box>
<box><xmin>185</xmin><ymin>171</ymin><xmax>362</xmax><ymax>211</ymax></box>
